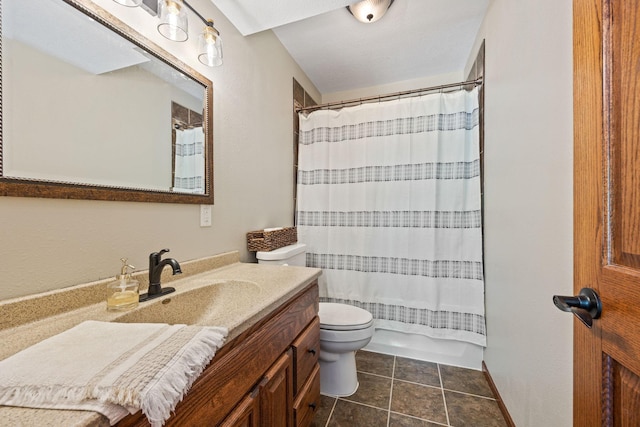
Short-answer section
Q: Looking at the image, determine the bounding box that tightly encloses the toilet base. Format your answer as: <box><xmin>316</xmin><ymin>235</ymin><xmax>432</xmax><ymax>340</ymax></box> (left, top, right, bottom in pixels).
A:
<box><xmin>319</xmin><ymin>350</ymin><xmax>359</xmax><ymax>397</ymax></box>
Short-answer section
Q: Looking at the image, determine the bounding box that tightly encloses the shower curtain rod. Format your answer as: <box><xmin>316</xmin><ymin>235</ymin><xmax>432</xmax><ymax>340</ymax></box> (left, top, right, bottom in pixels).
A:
<box><xmin>297</xmin><ymin>77</ymin><xmax>483</xmax><ymax>113</ymax></box>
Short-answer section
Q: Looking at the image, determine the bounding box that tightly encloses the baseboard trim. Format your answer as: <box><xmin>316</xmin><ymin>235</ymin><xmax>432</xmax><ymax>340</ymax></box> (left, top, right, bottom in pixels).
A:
<box><xmin>482</xmin><ymin>361</ymin><xmax>516</xmax><ymax>427</ymax></box>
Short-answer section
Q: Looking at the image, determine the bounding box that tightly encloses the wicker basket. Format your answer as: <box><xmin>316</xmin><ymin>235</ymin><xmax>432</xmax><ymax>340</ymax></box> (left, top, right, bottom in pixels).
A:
<box><xmin>247</xmin><ymin>227</ymin><xmax>297</xmax><ymax>252</ymax></box>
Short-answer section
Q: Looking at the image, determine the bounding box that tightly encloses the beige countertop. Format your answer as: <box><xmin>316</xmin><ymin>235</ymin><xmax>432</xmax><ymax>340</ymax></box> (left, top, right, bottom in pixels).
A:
<box><xmin>0</xmin><ymin>252</ymin><xmax>321</xmax><ymax>426</ymax></box>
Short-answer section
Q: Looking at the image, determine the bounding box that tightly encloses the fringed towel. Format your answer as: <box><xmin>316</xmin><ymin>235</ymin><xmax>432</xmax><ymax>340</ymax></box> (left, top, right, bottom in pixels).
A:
<box><xmin>0</xmin><ymin>320</ymin><xmax>228</xmax><ymax>426</ymax></box>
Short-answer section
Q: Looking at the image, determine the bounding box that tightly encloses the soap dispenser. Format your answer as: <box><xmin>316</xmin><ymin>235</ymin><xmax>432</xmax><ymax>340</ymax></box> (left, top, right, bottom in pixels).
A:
<box><xmin>106</xmin><ymin>258</ymin><xmax>140</xmax><ymax>311</ymax></box>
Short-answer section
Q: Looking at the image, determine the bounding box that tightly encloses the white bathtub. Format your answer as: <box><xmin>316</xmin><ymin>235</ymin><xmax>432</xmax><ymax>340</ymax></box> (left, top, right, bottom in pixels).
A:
<box><xmin>363</xmin><ymin>328</ymin><xmax>484</xmax><ymax>370</ymax></box>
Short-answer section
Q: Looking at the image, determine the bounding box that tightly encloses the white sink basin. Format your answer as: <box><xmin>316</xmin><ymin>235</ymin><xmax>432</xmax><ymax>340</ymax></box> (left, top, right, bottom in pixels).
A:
<box><xmin>114</xmin><ymin>280</ymin><xmax>261</xmax><ymax>325</ymax></box>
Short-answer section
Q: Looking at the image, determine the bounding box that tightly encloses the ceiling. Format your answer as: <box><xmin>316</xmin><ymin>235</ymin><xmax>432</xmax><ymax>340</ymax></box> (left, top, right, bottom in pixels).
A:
<box><xmin>5</xmin><ymin>0</ymin><xmax>204</xmax><ymax>100</ymax></box>
<box><xmin>210</xmin><ymin>0</ymin><xmax>490</xmax><ymax>94</ymax></box>
<box><xmin>6</xmin><ymin>0</ymin><xmax>149</xmax><ymax>75</ymax></box>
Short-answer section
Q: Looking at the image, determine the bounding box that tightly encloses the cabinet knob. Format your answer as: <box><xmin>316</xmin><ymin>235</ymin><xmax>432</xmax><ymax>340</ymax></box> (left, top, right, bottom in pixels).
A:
<box><xmin>308</xmin><ymin>348</ymin><xmax>316</xmax><ymax>355</ymax></box>
<box><xmin>309</xmin><ymin>402</ymin><xmax>317</xmax><ymax>410</ymax></box>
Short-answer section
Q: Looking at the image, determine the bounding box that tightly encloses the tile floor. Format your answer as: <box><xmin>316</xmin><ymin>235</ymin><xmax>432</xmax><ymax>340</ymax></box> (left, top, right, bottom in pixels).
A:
<box><xmin>311</xmin><ymin>350</ymin><xmax>508</xmax><ymax>427</ymax></box>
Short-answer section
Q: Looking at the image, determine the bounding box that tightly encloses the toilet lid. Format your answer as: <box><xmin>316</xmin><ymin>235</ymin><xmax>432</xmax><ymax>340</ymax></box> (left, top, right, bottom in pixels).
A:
<box><xmin>319</xmin><ymin>303</ymin><xmax>374</xmax><ymax>331</ymax></box>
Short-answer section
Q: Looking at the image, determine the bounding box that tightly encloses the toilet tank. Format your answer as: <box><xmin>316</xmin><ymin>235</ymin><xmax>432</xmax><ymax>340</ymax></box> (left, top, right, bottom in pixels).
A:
<box><xmin>256</xmin><ymin>243</ymin><xmax>307</xmax><ymax>266</ymax></box>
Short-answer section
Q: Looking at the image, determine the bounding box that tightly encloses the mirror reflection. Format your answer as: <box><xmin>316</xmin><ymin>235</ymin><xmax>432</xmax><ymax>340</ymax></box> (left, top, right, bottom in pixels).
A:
<box><xmin>1</xmin><ymin>0</ymin><xmax>213</xmax><ymax>201</ymax></box>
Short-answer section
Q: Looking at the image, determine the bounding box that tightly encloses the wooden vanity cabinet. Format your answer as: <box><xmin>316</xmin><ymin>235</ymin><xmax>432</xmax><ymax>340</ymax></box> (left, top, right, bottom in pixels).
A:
<box><xmin>222</xmin><ymin>350</ymin><xmax>293</xmax><ymax>427</ymax></box>
<box><xmin>291</xmin><ymin>317</ymin><xmax>321</xmax><ymax>427</ymax></box>
<box><xmin>116</xmin><ymin>280</ymin><xmax>319</xmax><ymax>427</ymax></box>
<box><xmin>222</xmin><ymin>321</ymin><xmax>320</xmax><ymax>427</ymax></box>
<box><xmin>257</xmin><ymin>350</ymin><xmax>294</xmax><ymax>427</ymax></box>
<box><xmin>293</xmin><ymin>364</ymin><xmax>320</xmax><ymax>427</ymax></box>
<box><xmin>219</xmin><ymin>391</ymin><xmax>259</xmax><ymax>427</ymax></box>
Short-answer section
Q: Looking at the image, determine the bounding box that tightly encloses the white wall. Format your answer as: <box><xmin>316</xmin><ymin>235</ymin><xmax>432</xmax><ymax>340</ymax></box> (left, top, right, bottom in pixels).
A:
<box><xmin>0</xmin><ymin>0</ymin><xmax>319</xmax><ymax>300</ymax></box>
<box><xmin>321</xmin><ymin>71</ymin><xmax>463</xmax><ymax>104</ymax></box>
<box><xmin>5</xmin><ymin>39</ymin><xmax>188</xmax><ymax>189</ymax></box>
<box><xmin>465</xmin><ymin>0</ymin><xmax>574</xmax><ymax>425</ymax></box>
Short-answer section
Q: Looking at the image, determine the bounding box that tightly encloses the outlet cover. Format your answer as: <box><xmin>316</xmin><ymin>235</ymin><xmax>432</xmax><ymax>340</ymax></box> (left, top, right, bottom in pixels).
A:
<box><xmin>200</xmin><ymin>205</ymin><xmax>212</xmax><ymax>227</ymax></box>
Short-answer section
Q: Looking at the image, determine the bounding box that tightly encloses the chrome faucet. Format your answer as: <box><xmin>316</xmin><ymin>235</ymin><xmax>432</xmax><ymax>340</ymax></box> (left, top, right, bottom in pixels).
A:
<box><xmin>139</xmin><ymin>248</ymin><xmax>182</xmax><ymax>302</ymax></box>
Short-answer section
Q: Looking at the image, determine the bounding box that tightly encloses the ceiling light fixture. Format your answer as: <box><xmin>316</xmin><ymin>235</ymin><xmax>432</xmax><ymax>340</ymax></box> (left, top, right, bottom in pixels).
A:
<box><xmin>347</xmin><ymin>0</ymin><xmax>395</xmax><ymax>23</ymax></box>
<box><xmin>112</xmin><ymin>0</ymin><xmax>223</xmax><ymax>67</ymax></box>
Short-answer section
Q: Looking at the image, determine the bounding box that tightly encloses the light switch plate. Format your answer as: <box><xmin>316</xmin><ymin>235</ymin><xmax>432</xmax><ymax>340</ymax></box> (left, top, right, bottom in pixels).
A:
<box><xmin>200</xmin><ymin>205</ymin><xmax>212</xmax><ymax>227</ymax></box>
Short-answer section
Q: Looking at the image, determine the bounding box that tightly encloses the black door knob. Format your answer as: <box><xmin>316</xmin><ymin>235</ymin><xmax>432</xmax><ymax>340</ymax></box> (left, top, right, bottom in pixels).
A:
<box><xmin>553</xmin><ymin>287</ymin><xmax>602</xmax><ymax>328</ymax></box>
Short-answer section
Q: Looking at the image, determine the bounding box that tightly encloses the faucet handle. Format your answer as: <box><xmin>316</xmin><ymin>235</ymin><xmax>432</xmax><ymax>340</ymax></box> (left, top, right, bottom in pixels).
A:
<box><xmin>150</xmin><ymin>248</ymin><xmax>170</xmax><ymax>265</ymax></box>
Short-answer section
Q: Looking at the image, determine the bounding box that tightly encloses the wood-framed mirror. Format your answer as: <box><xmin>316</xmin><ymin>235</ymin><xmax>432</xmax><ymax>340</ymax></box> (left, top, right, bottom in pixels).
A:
<box><xmin>0</xmin><ymin>0</ymin><xmax>214</xmax><ymax>204</ymax></box>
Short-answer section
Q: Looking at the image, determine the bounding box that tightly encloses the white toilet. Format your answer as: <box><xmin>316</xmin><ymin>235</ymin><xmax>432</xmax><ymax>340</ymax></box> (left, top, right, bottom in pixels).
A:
<box><xmin>316</xmin><ymin>302</ymin><xmax>374</xmax><ymax>396</ymax></box>
<box><xmin>256</xmin><ymin>243</ymin><xmax>375</xmax><ymax>397</ymax></box>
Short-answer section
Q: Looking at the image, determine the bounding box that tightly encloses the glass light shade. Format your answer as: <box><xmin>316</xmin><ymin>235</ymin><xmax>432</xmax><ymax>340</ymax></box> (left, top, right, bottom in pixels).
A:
<box><xmin>347</xmin><ymin>0</ymin><xmax>394</xmax><ymax>23</ymax></box>
<box><xmin>157</xmin><ymin>0</ymin><xmax>188</xmax><ymax>42</ymax></box>
<box><xmin>112</xmin><ymin>0</ymin><xmax>142</xmax><ymax>6</ymax></box>
<box><xmin>198</xmin><ymin>25</ymin><xmax>223</xmax><ymax>67</ymax></box>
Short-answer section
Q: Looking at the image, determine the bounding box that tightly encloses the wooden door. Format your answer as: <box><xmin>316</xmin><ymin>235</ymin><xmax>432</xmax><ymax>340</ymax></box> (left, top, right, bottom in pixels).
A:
<box><xmin>574</xmin><ymin>0</ymin><xmax>640</xmax><ymax>424</ymax></box>
<box><xmin>259</xmin><ymin>350</ymin><xmax>294</xmax><ymax>427</ymax></box>
<box><xmin>220</xmin><ymin>391</ymin><xmax>260</xmax><ymax>427</ymax></box>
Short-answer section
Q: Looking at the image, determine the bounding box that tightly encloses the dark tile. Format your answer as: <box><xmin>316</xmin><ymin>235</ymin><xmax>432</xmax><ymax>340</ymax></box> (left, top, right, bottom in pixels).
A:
<box><xmin>328</xmin><ymin>400</ymin><xmax>388</xmax><ymax>427</ymax></box>
<box><xmin>304</xmin><ymin>91</ymin><xmax>318</xmax><ymax>107</ymax></box>
<box><xmin>445</xmin><ymin>391</ymin><xmax>507</xmax><ymax>427</ymax></box>
<box><xmin>356</xmin><ymin>350</ymin><xmax>394</xmax><ymax>377</ymax></box>
<box><xmin>293</xmin><ymin>78</ymin><xmax>305</xmax><ymax>105</ymax></box>
<box><xmin>293</xmin><ymin>111</ymin><xmax>300</xmax><ymax>131</ymax></box>
<box><xmin>171</xmin><ymin>101</ymin><xmax>189</xmax><ymax>123</ymax></box>
<box><xmin>439</xmin><ymin>365</ymin><xmax>493</xmax><ymax>397</ymax></box>
<box><xmin>391</xmin><ymin>380</ymin><xmax>447</xmax><ymax>424</ymax></box>
<box><xmin>311</xmin><ymin>394</ymin><xmax>336</xmax><ymax>427</ymax></box>
<box><xmin>189</xmin><ymin>109</ymin><xmax>202</xmax><ymax>125</ymax></box>
<box><xmin>343</xmin><ymin>372</ymin><xmax>391</xmax><ymax>409</ymax></box>
<box><xmin>394</xmin><ymin>357</ymin><xmax>440</xmax><ymax>387</ymax></box>
<box><xmin>389</xmin><ymin>412</ymin><xmax>445</xmax><ymax>427</ymax></box>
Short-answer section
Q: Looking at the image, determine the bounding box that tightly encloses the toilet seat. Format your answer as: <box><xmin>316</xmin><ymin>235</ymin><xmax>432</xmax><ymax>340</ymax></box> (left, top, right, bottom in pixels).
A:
<box><xmin>319</xmin><ymin>302</ymin><xmax>374</xmax><ymax>331</ymax></box>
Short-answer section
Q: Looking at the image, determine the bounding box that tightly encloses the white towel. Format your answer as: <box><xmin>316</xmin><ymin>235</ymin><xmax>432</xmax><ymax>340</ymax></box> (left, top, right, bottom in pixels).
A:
<box><xmin>0</xmin><ymin>320</ymin><xmax>227</xmax><ymax>426</ymax></box>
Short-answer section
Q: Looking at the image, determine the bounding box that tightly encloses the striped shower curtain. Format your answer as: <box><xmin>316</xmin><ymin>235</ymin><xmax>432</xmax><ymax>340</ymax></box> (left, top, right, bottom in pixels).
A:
<box><xmin>296</xmin><ymin>88</ymin><xmax>485</xmax><ymax>346</ymax></box>
<box><xmin>173</xmin><ymin>127</ymin><xmax>205</xmax><ymax>194</ymax></box>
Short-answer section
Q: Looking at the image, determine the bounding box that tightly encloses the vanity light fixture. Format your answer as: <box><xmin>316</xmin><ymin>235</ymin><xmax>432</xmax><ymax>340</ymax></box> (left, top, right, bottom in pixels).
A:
<box><xmin>347</xmin><ymin>0</ymin><xmax>395</xmax><ymax>23</ymax></box>
<box><xmin>112</xmin><ymin>0</ymin><xmax>223</xmax><ymax>66</ymax></box>
<box><xmin>157</xmin><ymin>0</ymin><xmax>188</xmax><ymax>42</ymax></box>
<box><xmin>198</xmin><ymin>21</ymin><xmax>223</xmax><ymax>67</ymax></box>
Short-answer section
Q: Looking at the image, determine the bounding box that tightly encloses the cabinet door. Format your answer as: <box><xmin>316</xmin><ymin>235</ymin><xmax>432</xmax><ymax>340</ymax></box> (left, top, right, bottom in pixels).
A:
<box><xmin>220</xmin><ymin>389</ymin><xmax>260</xmax><ymax>427</ymax></box>
<box><xmin>260</xmin><ymin>349</ymin><xmax>294</xmax><ymax>427</ymax></box>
